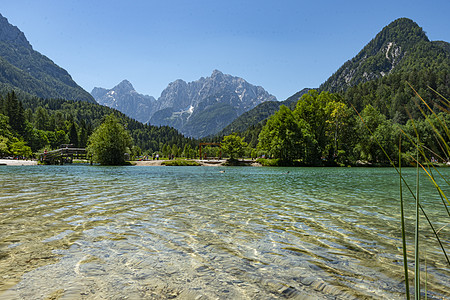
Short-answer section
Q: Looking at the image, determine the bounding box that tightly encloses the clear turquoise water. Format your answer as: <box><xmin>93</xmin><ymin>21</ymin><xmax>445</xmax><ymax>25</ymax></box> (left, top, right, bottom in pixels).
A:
<box><xmin>0</xmin><ymin>166</ymin><xmax>449</xmax><ymax>299</ymax></box>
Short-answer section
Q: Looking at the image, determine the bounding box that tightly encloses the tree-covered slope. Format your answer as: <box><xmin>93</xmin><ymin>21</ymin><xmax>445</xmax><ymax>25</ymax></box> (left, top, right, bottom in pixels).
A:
<box><xmin>14</xmin><ymin>96</ymin><xmax>195</xmax><ymax>153</ymax></box>
<box><xmin>0</xmin><ymin>13</ymin><xmax>95</xmax><ymax>102</ymax></box>
<box><xmin>216</xmin><ymin>88</ymin><xmax>311</xmax><ymax>137</ymax></box>
<box><xmin>319</xmin><ymin>18</ymin><xmax>446</xmax><ymax>93</ymax></box>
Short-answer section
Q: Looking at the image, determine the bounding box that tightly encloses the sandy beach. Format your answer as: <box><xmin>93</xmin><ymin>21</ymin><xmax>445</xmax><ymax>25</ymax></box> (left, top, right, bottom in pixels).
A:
<box><xmin>0</xmin><ymin>159</ymin><xmax>38</xmax><ymax>166</ymax></box>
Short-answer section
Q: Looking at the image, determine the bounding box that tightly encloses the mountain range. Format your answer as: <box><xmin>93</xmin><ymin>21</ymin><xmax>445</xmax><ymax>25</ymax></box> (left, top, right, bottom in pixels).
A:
<box><xmin>1</xmin><ymin>14</ymin><xmax>448</xmax><ymax>142</ymax></box>
<box><xmin>94</xmin><ymin>18</ymin><xmax>448</xmax><ymax>139</ymax></box>
<box><xmin>0</xmin><ymin>13</ymin><xmax>95</xmax><ymax>102</ymax></box>
<box><xmin>92</xmin><ymin>70</ymin><xmax>276</xmax><ymax>138</ymax></box>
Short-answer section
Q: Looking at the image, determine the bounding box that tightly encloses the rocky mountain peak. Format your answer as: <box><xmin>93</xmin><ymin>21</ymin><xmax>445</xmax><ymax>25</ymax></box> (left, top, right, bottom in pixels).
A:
<box><xmin>149</xmin><ymin>70</ymin><xmax>276</xmax><ymax>137</ymax></box>
<box><xmin>211</xmin><ymin>69</ymin><xmax>225</xmax><ymax>81</ymax></box>
<box><xmin>319</xmin><ymin>17</ymin><xmax>431</xmax><ymax>92</ymax></box>
<box><xmin>92</xmin><ymin>80</ymin><xmax>156</xmax><ymax>123</ymax></box>
<box><xmin>0</xmin><ymin>13</ymin><xmax>32</xmax><ymax>49</ymax></box>
<box><xmin>114</xmin><ymin>79</ymin><xmax>135</xmax><ymax>93</ymax></box>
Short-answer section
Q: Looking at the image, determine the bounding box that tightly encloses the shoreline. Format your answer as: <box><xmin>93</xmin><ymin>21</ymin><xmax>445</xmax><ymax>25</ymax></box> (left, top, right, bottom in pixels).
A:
<box><xmin>0</xmin><ymin>159</ymin><xmax>38</xmax><ymax>166</ymax></box>
<box><xmin>134</xmin><ymin>159</ymin><xmax>262</xmax><ymax>167</ymax></box>
<box><xmin>134</xmin><ymin>159</ymin><xmax>227</xmax><ymax>167</ymax></box>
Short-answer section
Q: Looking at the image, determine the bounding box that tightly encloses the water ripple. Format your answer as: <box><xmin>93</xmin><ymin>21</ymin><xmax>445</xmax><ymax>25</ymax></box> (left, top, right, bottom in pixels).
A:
<box><xmin>0</xmin><ymin>166</ymin><xmax>449</xmax><ymax>299</ymax></box>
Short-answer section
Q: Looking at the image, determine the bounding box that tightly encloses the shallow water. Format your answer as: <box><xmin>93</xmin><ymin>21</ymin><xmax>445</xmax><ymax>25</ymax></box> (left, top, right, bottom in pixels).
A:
<box><xmin>0</xmin><ymin>165</ymin><xmax>449</xmax><ymax>299</ymax></box>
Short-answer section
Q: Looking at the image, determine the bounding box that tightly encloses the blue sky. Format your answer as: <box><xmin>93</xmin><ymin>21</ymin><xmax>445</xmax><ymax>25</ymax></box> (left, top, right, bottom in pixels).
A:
<box><xmin>2</xmin><ymin>0</ymin><xmax>449</xmax><ymax>101</ymax></box>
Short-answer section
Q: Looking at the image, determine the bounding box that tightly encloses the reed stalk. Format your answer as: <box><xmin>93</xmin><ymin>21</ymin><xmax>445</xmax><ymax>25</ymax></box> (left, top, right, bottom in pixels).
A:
<box><xmin>352</xmin><ymin>84</ymin><xmax>450</xmax><ymax>298</ymax></box>
<box><xmin>414</xmin><ymin>135</ymin><xmax>420</xmax><ymax>300</ymax></box>
<box><xmin>399</xmin><ymin>136</ymin><xmax>410</xmax><ymax>299</ymax></box>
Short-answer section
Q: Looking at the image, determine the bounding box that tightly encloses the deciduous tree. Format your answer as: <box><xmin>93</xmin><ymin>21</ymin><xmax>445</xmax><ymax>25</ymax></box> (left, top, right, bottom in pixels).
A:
<box><xmin>222</xmin><ymin>133</ymin><xmax>247</xmax><ymax>160</ymax></box>
<box><xmin>87</xmin><ymin>114</ymin><xmax>132</xmax><ymax>165</ymax></box>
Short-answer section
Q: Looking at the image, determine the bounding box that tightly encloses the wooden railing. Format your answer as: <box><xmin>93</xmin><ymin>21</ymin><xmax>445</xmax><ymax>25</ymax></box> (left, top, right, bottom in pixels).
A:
<box><xmin>39</xmin><ymin>147</ymin><xmax>92</xmax><ymax>165</ymax></box>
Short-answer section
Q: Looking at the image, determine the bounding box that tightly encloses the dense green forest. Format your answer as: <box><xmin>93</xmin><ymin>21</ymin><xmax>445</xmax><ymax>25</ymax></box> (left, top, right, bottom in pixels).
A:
<box><xmin>0</xmin><ymin>91</ymin><xmax>197</xmax><ymax>158</ymax></box>
<box><xmin>252</xmin><ymin>88</ymin><xmax>450</xmax><ymax>166</ymax></box>
<box><xmin>1</xmin><ymin>82</ymin><xmax>448</xmax><ymax>166</ymax></box>
<box><xmin>216</xmin><ymin>27</ymin><xmax>450</xmax><ymax>165</ymax></box>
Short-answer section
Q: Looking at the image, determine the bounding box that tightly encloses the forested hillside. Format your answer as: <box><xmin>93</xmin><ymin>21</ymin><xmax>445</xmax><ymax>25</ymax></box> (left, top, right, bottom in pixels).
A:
<box><xmin>219</xmin><ymin>18</ymin><xmax>449</xmax><ymax>142</ymax></box>
<box><xmin>319</xmin><ymin>18</ymin><xmax>440</xmax><ymax>92</ymax></box>
<box><xmin>0</xmin><ymin>92</ymin><xmax>197</xmax><ymax>158</ymax></box>
<box><xmin>218</xmin><ymin>18</ymin><xmax>449</xmax><ymax>151</ymax></box>
<box><xmin>0</xmin><ymin>13</ymin><xmax>95</xmax><ymax>102</ymax></box>
<box><xmin>254</xmin><ymin>89</ymin><xmax>450</xmax><ymax>166</ymax></box>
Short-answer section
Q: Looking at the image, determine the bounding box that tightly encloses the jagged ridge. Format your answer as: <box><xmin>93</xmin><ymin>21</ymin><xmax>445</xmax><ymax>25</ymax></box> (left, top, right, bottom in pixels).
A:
<box><xmin>92</xmin><ymin>80</ymin><xmax>156</xmax><ymax>123</ymax></box>
<box><xmin>319</xmin><ymin>18</ymin><xmax>431</xmax><ymax>92</ymax></box>
<box><xmin>0</xmin><ymin>13</ymin><xmax>95</xmax><ymax>102</ymax></box>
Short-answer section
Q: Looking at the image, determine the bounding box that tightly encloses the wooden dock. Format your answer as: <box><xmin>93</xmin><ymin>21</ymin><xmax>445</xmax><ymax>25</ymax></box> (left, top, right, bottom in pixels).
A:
<box><xmin>39</xmin><ymin>146</ymin><xmax>92</xmax><ymax>165</ymax></box>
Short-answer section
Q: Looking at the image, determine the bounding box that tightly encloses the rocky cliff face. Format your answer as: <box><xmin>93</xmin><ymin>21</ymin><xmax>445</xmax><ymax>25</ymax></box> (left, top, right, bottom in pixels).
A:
<box><xmin>93</xmin><ymin>70</ymin><xmax>276</xmax><ymax>138</ymax></box>
<box><xmin>92</xmin><ymin>80</ymin><xmax>156</xmax><ymax>123</ymax></box>
<box><xmin>150</xmin><ymin>70</ymin><xmax>277</xmax><ymax>137</ymax></box>
<box><xmin>154</xmin><ymin>70</ymin><xmax>274</xmax><ymax>114</ymax></box>
<box><xmin>0</xmin><ymin>14</ymin><xmax>31</xmax><ymax>49</ymax></box>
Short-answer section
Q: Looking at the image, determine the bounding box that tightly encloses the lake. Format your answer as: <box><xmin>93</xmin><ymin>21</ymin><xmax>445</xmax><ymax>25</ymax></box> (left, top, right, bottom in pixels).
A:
<box><xmin>0</xmin><ymin>165</ymin><xmax>449</xmax><ymax>299</ymax></box>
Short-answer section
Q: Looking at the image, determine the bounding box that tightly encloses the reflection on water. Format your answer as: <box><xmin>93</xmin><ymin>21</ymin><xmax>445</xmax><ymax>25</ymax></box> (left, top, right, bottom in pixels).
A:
<box><xmin>0</xmin><ymin>166</ymin><xmax>449</xmax><ymax>299</ymax></box>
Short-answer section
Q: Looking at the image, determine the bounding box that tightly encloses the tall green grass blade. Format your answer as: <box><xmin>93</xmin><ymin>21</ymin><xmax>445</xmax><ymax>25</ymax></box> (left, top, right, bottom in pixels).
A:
<box><xmin>352</xmin><ymin>96</ymin><xmax>450</xmax><ymax>299</ymax></box>
<box><xmin>418</xmin><ymin>202</ymin><xmax>450</xmax><ymax>265</ymax></box>
<box><xmin>399</xmin><ymin>136</ymin><xmax>410</xmax><ymax>299</ymax></box>
<box><xmin>414</xmin><ymin>136</ymin><xmax>420</xmax><ymax>300</ymax></box>
<box><xmin>400</xmin><ymin>127</ymin><xmax>450</xmax><ymax>207</ymax></box>
<box><xmin>427</xmin><ymin>85</ymin><xmax>450</xmax><ymax>110</ymax></box>
<box><xmin>424</xmin><ymin>248</ymin><xmax>428</xmax><ymax>300</ymax></box>
<box><xmin>427</xmin><ymin>167</ymin><xmax>450</xmax><ymax>217</ymax></box>
<box><xmin>407</xmin><ymin>157</ymin><xmax>450</xmax><ymax>266</ymax></box>
<box><xmin>408</xmin><ymin>82</ymin><xmax>450</xmax><ymax>143</ymax></box>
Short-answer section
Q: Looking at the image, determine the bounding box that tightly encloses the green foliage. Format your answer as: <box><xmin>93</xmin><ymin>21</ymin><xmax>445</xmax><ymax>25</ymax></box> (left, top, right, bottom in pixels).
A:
<box><xmin>255</xmin><ymin>158</ymin><xmax>282</xmax><ymax>167</ymax></box>
<box><xmin>67</xmin><ymin>120</ymin><xmax>79</xmax><ymax>147</ymax></box>
<box><xmin>161</xmin><ymin>159</ymin><xmax>201</xmax><ymax>166</ymax></box>
<box><xmin>87</xmin><ymin>114</ymin><xmax>133</xmax><ymax>165</ymax></box>
<box><xmin>0</xmin><ymin>113</ymin><xmax>13</xmax><ymax>139</ymax></box>
<box><xmin>1</xmin><ymin>91</ymin><xmax>25</xmax><ymax>135</ymax></box>
<box><xmin>354</xmin><ymin>105</ymin><xmax>398</xmax><ymax>163</ymax></box>
<box><xmin>9</xmin><ymin>139</ymin><xmax>32</xmax><ymax>157</ymax></box>
<box><xmin>221</xmin><ymin>133</ymin><xmax>248</xmax><ymax>160</ymax></box>
<box><xmin>257</xmin><ymin>91</ymin><xmax>354</xmax><ymax>164</ymax></box>
<box><xmin>258</xmin><ymin>105</ymin><xmax>305</xmax><ymax>162</ymax></box>
<box><xmin>0</xmin><ymin>135</ymin><xmax>9</xmax><ymax>156</ymax></box>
